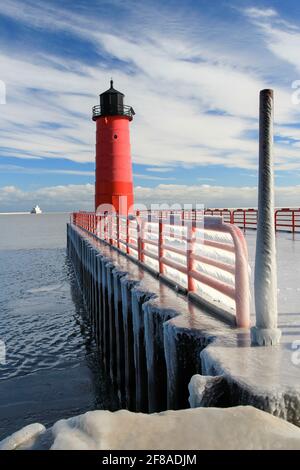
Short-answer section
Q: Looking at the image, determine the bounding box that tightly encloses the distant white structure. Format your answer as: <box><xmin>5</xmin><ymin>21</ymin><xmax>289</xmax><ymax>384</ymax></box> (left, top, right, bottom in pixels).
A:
<box><xmin>31</xmin><ymin>205</ymin><xmax>42</xmax><ymax>214</ymax></box>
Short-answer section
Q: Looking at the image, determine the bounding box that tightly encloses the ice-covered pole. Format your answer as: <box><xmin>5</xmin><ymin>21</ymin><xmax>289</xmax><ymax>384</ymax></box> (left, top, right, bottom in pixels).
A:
<box><xmin>251</xmin><ymin>89</ymin><xmax>281</xmax><ymax>346</ymax></box>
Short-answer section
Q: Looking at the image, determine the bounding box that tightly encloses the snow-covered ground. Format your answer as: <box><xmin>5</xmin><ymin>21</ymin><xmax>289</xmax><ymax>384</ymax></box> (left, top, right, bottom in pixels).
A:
<box><xmin>246</xmin><ymin>230</ymin><xmax>300</xmax><ymax>317</ymax></box>
<box><xmin>1</xmin><ymin>406</ymin><xmax>300</xmax><ymax>450</ymax></box>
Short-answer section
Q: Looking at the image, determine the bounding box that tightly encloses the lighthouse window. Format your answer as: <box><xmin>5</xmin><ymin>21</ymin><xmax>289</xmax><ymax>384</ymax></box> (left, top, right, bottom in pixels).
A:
<box><xmin>114</xmin><ymin>134</ymin><xmax>118</xmax><ymax>139</ymax></box>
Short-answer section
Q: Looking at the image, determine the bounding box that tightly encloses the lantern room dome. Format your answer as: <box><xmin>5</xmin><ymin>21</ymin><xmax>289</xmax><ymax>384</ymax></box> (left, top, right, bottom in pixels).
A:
<box><xmin>101</xmin><ymin>79</ymin><xmax>124</xmax><ymax>97</ymax></box>
<box><xmin>92</xmin><ymin>80</ymin><xmax>135</xmax><ymax>121</ymax></box>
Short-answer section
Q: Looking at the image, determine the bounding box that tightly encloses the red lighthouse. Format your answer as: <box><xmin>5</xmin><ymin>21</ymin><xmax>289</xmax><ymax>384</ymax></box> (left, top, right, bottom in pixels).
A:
<box><xmin>92</xmin><ymin>80</ymin><xmax>135</xmax><ymax>215</ymax></box>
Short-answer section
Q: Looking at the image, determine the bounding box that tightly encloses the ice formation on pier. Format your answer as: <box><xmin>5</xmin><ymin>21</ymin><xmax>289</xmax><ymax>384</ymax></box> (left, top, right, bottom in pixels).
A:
<box><xmin>66</xmin><ymin>225</ymin><xmax>300</xmax><ymax>426</ymax></box>
<box><xmin>2</xmin><ymin>407</ymin><xmax>300</xmax><ymax>450</ymax></box>
<box><xmin>0</xmin><ymin>423</ymin><xmax>46</xmax><ymax>450</ymax></box>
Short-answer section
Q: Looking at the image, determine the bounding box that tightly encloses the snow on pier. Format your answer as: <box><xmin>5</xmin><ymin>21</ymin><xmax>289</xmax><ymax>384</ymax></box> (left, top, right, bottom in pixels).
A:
<box><xmin>2</xmin><ymin>407</ymin><xmax>300</xmax><ymax>450</ymax></box>
<box><xmin>67</xmin><ymin>222</ymin><xmax>300</xmax><ymax>426</ymax></box>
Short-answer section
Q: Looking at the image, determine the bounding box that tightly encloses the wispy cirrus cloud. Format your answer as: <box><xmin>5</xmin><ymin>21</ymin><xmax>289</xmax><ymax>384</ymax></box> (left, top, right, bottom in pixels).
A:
<box><xmin>146</xmin><ymin>167</ymin><xmax>174</xmax><ymax>173</ymax></box>
<box><xmin>244</xmin><ymin>7</ymin><xmax>278</xmax><ymax>19</ymax></box>
<box><xmin>133</xmin><ymin>173</ymin><xmax>175</xmax><ymax>181</ymax></box>
<box><xmin>0</xmin><ymin>164</ymin><xmax>94</xmax><ymax>176</ymax></box>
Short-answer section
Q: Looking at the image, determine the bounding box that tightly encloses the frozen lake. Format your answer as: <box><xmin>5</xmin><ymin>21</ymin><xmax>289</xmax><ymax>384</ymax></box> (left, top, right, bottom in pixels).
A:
<box><xmin>0</xmin><ymin>213</ymin><xmax>119</xmax><ymax>440</ymax></box>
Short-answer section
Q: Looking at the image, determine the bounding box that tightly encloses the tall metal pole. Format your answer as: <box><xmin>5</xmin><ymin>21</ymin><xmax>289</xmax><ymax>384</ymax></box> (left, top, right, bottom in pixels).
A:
<box><xmin>251</xmin><ymin>89</ymin><xmax>281</xmax><ymax>346</ymax></box>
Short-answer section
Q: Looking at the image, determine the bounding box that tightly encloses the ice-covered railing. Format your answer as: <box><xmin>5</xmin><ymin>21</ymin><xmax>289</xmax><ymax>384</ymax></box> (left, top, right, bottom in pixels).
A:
<box><xmin>137</xmin><ymin>208</ymin><xmax>300</xmax><ymax>232</ymax></box>
<box><xmin>72</xmin><ymin>211</ymin><xmax>251</xmax><ymax>328</ymax></box>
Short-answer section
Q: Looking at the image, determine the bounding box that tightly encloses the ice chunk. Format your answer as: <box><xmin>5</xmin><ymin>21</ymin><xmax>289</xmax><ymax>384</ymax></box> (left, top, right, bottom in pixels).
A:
<box><xmin>3</xmin><ymin>407</ymin><xmax>300</xmax><ymax>450</ymax></box>
<box><xmin>188</xmin><ymin>374</ymin><xmax>230</xmax><ymax>408</ymax></box>
<box><xmin>0</xmin><ymin>423</ymin><xmax>46</xmax><ymax>450</ymax></box>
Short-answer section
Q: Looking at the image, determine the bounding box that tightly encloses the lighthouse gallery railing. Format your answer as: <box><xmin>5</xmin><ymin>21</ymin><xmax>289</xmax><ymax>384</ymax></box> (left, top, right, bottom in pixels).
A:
<box><xmin>72</xmin><ymin>211</ymin><xmax>251</xmax><ymax>328</ymax></box>
<box><xmin>92</xmin><ymin>104</ymin><xmax>135</xmax><ymax>120</ymax></box>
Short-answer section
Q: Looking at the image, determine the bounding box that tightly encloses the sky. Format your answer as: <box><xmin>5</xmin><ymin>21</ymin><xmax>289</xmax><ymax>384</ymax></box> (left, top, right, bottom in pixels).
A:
<box><xmin>0</xmin><ymin>0</ymin><xmax>300</xmax><ymax>211</ymax></box>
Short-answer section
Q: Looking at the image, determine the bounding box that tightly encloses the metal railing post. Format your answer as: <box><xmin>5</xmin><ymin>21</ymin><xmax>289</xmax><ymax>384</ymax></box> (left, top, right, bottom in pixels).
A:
<box><xmin>104</xmin><ymin>215</ymin><xmax>107</xmax><ymax>241</ymax></box>
<box><xmin>108</xmin><ymin>215</ymin><xmax>112</xmax><ymax>245</ymax></box>
<box><xmin>187</xmin><ymin>221</ymin><xmax>196</xmax><ymax>292</ymax></box>
<box><xmin>292</xmin><ymin>210</ymin><xmax>295</xmax><ymax>234</ymax></box>
<box><xmin>225</xmin><ymin>224</ymin><xmax>250</xmax><ymax>328</ymax></box>
<box><xmin>116</xmin><ymin>214</ymin><xmax>120</xmax><ymax>249</ymax></box>
<box><xmin>139</xmin><ymin>217</ymin><xmax>145</xmax><ymax>264</ymax></box>
<box><xmin>158</xmin><ymin>218</ymin><xmax>164</xmax><ymax>275</ymax></box>
<box><xmin>251</xmin><ymin>89</ymin><xmax>281</xmax><ymax>346</ymax></box>
<box><xmin>126</xmin><ymin>217</ymin><xmax>130</xmax><ymax>255</ymax></box>
<box><xmin>136</xmin><ymin>212</ymin><xmax>142</xmax><ymax>262</ymax></box>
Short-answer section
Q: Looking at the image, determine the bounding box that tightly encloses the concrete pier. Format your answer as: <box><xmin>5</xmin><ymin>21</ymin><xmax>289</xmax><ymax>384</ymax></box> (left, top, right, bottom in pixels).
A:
<box><xmin>132</xmin><ymin>286</ymin><xmax>157</xmax><ymax>412</ymax></box>
<box><xmin>121</xmin><ymin>276</ymin><xmax>139</xmax><ymax>410</ymax></box>
<box><xmin>67</xmin><ymin>224</ymin><xmax>300</xmax><ymax>426</ymax></box>
<box><xmin>112</xmin><ymin>268</ymin><xmax>127</xmax><ymax>405</ymax></box>
<box><xmin>143</xmin><ymin>300</ymin><xmax>178</xmax><ymax>413</ymax></box>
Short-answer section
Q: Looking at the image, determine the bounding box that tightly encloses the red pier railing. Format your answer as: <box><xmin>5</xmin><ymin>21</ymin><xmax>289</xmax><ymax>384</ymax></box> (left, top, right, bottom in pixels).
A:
<box><xmin>72</xmin><ymin>211</ymin><xmax>251</xmax><ymax>328</ymax></box>
<box><xmin>274</xmin><ymin>208</ymin><xmax>300</xmax><ymax>233</ymax></box>
<box><xmin>204</xmin><ymin>208</ymin><xmax>300</xmax><ymax>232</ymax></box>
<box><xmin>112</xmin><ymin>208</ymin><xmax>299</xmax><ymax>232</ymax></box>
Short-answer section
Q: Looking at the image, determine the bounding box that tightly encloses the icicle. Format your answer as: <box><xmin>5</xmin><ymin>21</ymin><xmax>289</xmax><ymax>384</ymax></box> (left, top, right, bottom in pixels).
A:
<box><xmin>131</xmin><ymin>285</ymin><xmax>157</xmax><ymax>412</ymax></box>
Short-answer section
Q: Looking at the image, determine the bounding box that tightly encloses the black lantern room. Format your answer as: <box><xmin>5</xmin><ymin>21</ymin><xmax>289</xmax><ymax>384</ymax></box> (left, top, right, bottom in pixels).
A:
<box><xmin>92</xmin><ymin>80</ymin><xmax>135</xmax><ymax>121</ymax></box>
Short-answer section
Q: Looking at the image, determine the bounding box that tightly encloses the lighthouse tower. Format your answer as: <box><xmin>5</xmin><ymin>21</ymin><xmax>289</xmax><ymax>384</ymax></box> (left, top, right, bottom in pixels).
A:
<box><xmin>92</xmin><ymin>80</ymin><xmax>135</xmax><ymax>215</ymax></box>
